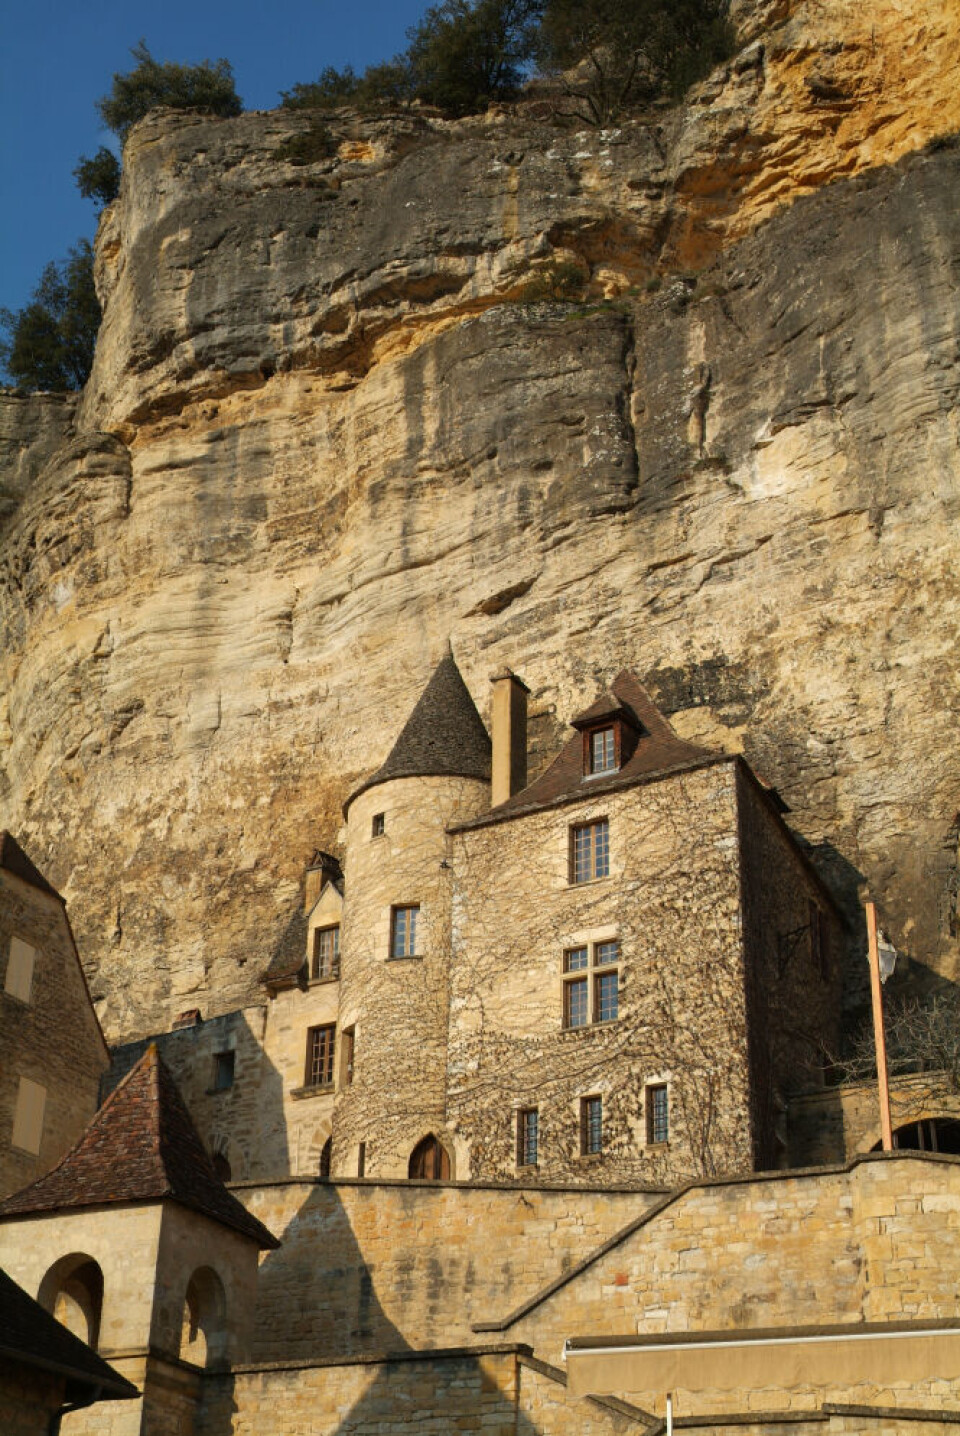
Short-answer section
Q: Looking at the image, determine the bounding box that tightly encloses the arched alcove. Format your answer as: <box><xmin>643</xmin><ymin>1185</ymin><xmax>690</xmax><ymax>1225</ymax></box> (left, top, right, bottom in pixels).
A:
<box><xmin>37</xmin><ymin>1253</ymin><xmax>104</xmax><ymax>1350</ymax></box>
<box><xmin>319</xmin><ymin>1136</ymin><xmax>332</xmax><ymax>1180</ymax></box>
<box><xmin>180</xmin><ymin>1265</ymin><xmax>228</xmax><ymax>1369</ymax></box>
<box><xmin>871</xmin><ymin>1117</ymin><xmax>960</xmax><ymax>1154</ymax></box>
<box><xmin>408</xmin><ymin>1134</ymin><xmax>451</xmax><ymax>1181</ymax></box>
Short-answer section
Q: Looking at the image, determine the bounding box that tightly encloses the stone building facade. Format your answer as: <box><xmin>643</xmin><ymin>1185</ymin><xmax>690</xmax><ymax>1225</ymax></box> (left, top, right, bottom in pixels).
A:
<box><xmin>0</xmin><ymin>832</ymin><xmax>109</xmax><ymax>1199</ymax></box>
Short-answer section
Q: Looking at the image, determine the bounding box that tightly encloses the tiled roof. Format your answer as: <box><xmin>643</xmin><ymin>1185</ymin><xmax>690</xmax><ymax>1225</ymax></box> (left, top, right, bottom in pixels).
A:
<box><xmin>0</xmin><ymin>831</ymin><xmax>62</xmax><ymax>900</ymax></box>
<box><xmin>0</xmin><ymin>1047</ymin><xmax>278</xmax><ymax>1249</ymax></box>
<box><xmin>453</xmin><ymin>671</ymin><xmax>727</xmax><ymax>831</ymax></box>
<box><xmin>344</xmin><ymin>649</ymin><xmax>491</xmax><ymax>814</ymax></box>
<box><xmin>0</xmin><ymin>1266</ymin><xmax>138</xmax><ymax>1402</ymax></box>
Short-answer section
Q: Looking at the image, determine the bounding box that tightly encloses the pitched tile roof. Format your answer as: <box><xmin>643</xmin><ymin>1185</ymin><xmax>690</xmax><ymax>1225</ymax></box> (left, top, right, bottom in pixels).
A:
<box><xmin>0</xmin><ymin>1265</ymin><xmax>138</xmax><ymax>1402</ymax></box>
<box><xmin>0</xmin><ymin>1047</ymin><xmax>278</xmax><ymax>1249</ymax></box>
<box><xmin>262</xmin><ymin>902</ymin><xmax>309</xmax><ymax>987</ymax></box>
<box><xmin>344</xmin><ymin>648</ymin><xmax>491</xmax><ymax>815</ymax></box>
<box><xmin>0</xmin><ymin>831</ymin><xmax>62</xmax><ymax>900</ymax></box>
<box><xmin>452</xmin><ymin>670</ymin><xmax>728</xmax><ymax>831</ymax></box>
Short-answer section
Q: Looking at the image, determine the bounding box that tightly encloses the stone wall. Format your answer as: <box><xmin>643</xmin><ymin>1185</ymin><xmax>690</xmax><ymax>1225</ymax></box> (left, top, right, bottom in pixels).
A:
<box><xmin>735</xmin><ymin>764</ymin><xmax>845</xmax><ymax>1167</ymax></box>
<box><xmin>0</xmin><ymin>1356</ymin><xmax>65</xmax><ymax>1436</ymax></box>
<box><xmin>488</xmin><ymin>1153</ymin><xmax>959</xmax><ymax>1417</ymax></box>
<box><xmin>789</xmin><ymin>1073</ymin><xmax>960</xmax><ymax>1167</ymax></box>
<box><xmin>236</xmin><ymin>1177</ymin><xmax>657</xmax><ymax>1363</ymax></box>
<box><xmin>448</xmin><ymin>763</ymin><xmax>753</xmax><ymax>1186</ymax></box>
<box><xmin>0</xmin><ymin>868</ymin><xmax>107</xmax><ymax>1198</ymax></box>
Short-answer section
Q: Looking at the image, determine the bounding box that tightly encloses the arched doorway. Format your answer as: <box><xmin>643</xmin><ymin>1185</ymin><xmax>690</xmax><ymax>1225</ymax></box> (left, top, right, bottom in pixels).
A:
<box><xmin>408</xmin><ymin>1134</ymin><xmax>451</xmax><ymax>1181</ymax></box>
<box><xmin>872</xmin><ymin>1117</ymin><xmax>960</xmax><ymax>1154</ymax></box>
<box><xmin>38</xmin><ymin>1254</ymin><xmax>104</xmax><ymax>1349</ymax></box>
<box><xmin>180</xmin><ymin>1266</ymin><xmax>228</xmax><ymax>1369</ymax></box>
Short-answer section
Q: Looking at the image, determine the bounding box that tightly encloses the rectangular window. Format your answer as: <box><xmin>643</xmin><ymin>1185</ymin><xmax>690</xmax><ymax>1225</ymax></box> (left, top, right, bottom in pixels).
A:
<box><xmin>372</xmin><ymin>813</ymin><xmax>385</xmax><ymax>838</ymax></box>
<box><xmin>571</xmin><ymin>820</ymin><xmax>609</xmax><ymax>883</ymax></box>
<box><xmin>357</xmin><ymin>1141</ymin><xmax>367</xmax><ymax>1178</ymax></box>
<box><xmin>517</xmin><ymin>1108</ymin><xmax>539</xmax><ymax>1167</ymax></box>
<box><xmin>4</xmin><ymin>937</ymin><xmax>36</xmax><ymax>1005</ymax></box>
<box><xmin>564</xmin><ymin>976</ymin><xmax>588</xmax><ymax>1029</ymax></box>
<box><xmin>646</xmin><ymin>1084</ymin><xmax>669</xmax><ymax>1145</ymax></box>
<box><xmin>213</xmin><ymin>1051</ymin><xmax>235</xmax><ymax>1091</ymax></box>
<box><xmin>341</xmin><ymin>1026</ymin><xmax>355</xmax><ymax>1086</ymax></box>
<box><xmin>594</xmin><ymin>940</ymin><xmax>619</xmax><ymax>967</ymax></box>
<box><xmin>580</xmin><ymin>1096</ymin><xmax>603</xmax><ymax>1155</ymax></box>
<box><xmin>306</xmin><ymin>1025</ymin><xmax>336</xmax><ymax>1088</ymax></box>
<box><xmin>590</xmin><ymin>728</ymin><xmax>616</xmax><ymax>774</ymax></box>
<box><xmin>11</xmin><ymin>1077</ymin><xmax>46</xmax><ymax>1155</ymax></box>
<box><xmin>563</xmin><ymin>946</ymin><xmax>589</xmax><ymax>972</ymax></box>
<box><xmin>391</xmin><ymin>905</ymin><xmax>419</xmax><ymax>958</ymax></box>
<box><xmin>810</xmin><ymin>899</ymin><xmax>830</xmax><ymax>981</ymax></box>
<box><xmin>594</xmin><ymin>970</ymin><xmax>619</xmax><ymax>1023</ymax></box>
<box><xmin>312</xmin><ymin>925</ymin><xmax>340</xmax><ymax>980</ymax></box>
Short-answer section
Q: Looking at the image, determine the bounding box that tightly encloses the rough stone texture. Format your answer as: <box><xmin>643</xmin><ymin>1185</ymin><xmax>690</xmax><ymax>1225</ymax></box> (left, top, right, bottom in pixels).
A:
<box><xmin>789</xmin><ymin>1072</ymin><xmax>960</xmax><ymax>1167</ymax></box>
<box><xmin>0</xmin><ymin>867</ymin><xmax>107</xmax><ymax>1198</ymax></box>
<box><xmin>237</xmin><ymin>1178</ymin><xmax>656</xmax><ymax>1363</ymax></box>
<box><xmin>1</xmin><ymin>0</ymin><xmax>959</xmax><ymax>1041</ymax></box>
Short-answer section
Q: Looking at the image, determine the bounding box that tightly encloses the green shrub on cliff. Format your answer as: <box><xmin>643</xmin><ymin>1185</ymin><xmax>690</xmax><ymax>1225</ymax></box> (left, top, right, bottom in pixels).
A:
<box><xmin>96</xmin><ymin>41</ymin><xmax>242</xmax><ymax>143</ymax></box>
<box><xmin>73</xmin><ymin>147</ymin><xmax>122</xmax><ymax>208</ymax></box>
<box><xmin>281</xmin><ymin>62</ymin><xmax>414</xmax><ymax>112</ymax></box>
<box><xmin>0</xmin><ymin>242</ymin><xmax>100</xmax><ymax>392</ymax></box>
<box><xmin>536</xmin><ymin>0</ymin><xmax>735</xmax><ymax>124</ymax></box>
<box><xmin>405</xmin><ymin>0</ymin><xmax>542</xmax><ymax>115</ymax></box>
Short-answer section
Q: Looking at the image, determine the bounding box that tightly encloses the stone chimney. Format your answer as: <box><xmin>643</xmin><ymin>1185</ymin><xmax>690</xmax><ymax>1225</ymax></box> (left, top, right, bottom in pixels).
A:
<box><xmin>489</xmin><ymin>668</ymin><xmax>529</xmax><ymax>807</ymax></box>
<box><xmin>304</xmin><ymin>850</ymin><xmax>343</xmax><ymax>913</ymax></box>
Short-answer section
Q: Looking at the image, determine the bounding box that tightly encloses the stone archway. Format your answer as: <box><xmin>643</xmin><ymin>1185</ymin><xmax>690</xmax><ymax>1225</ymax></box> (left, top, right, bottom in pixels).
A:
<box><xmin>38</xmin><ymin>1253</ymin><xmax>104</xmax><ymax>1349</ymax></box>
<box><xmin>408</xmin><ymin>1134</ymin><xmax>452</xmax><ymax>1181</ymax></box>
<box><xmin>872</xmin><ymin>1117</ymin><xmax>960</xmax><ymax>1154</ymax></box>
<box><xmin>180</xmin><ymin>1265</ymin><xmax>228</xmax><ymax>1368</ymax></box>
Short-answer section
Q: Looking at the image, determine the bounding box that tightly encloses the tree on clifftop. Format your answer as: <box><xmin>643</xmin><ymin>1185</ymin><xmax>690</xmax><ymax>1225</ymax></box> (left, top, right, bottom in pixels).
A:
<box><xmin>0</xmin><ymin>242</ymin><xmax>100</xmax><ymax>391</ymax></box>
<box><xmin>96</xmin><ymin>40</ymin><xmax>242</xmax><ymax>143</ymax></box>
<box><xmin>536</xmin><ymin>0</ymin><xmax>735</xmax><ymax>124</ymax></box>
<box><xmin>406</xmin><ymin>0</ymin><xmax>543</xmax><ymax>115</ymax></box>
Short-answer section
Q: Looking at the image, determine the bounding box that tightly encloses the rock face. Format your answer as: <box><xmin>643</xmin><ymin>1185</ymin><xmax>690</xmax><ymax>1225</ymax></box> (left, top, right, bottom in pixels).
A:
<box><xmin>1</xmin><ymin>0</ymin><xmax>958</xmax><ymax>1040</ymax></box>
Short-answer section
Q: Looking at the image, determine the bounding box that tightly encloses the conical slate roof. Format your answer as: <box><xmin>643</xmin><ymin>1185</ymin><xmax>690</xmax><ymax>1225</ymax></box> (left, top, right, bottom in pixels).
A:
<box><xmin>344</xmin><ymin>650</ymin><xmax>491</xmax><ymax>814</ymax></box>
<box><xmin>0</xmin><ymin>1047</ymin><xmax>277</xmax><ymax>1249</ymax></box>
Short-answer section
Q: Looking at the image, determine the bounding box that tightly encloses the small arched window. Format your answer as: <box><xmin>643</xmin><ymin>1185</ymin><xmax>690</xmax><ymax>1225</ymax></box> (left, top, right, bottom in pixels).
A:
<box><xmin>38</xmin><ymin>1254</ymin><xmax>104</xmax><ymax>1349</ymax></box>
<box><xmin>408</xmin><ymin>1135</ymin><xmax>451</xmax><ymax>1181</ymax></box>
<box><xmin>872</xmin><ymin>1118</ymin><xmax>960</xmax><ymax>1154</ymax></box>
<box><xmin>319</xmin><ymin>1136</ymin><xmax>332</xmax><ymax>1180</ymax></box>
<box><xmin>181</xmin><ymin>1266</ymin><xmax>228</xmax><ymax>1368</ymax></box>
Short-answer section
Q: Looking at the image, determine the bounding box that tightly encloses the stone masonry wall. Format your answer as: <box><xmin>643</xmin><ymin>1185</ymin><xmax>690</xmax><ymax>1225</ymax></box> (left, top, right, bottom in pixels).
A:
<box><xmin>789</xmin><ymin>1073</ymin><xmax>960</xmax><ymax>1167</ymax></box>
<box><xmin>334</xmin><ymin>775</ymin><xmax>490</xmax><ymax>1179</ymax></box>
<box><xmin>236</xmin><ymin>1178</ymin><xmax>658</xmax><ymax>1363</ymax></box>
<box><xmin>448</xmin><ymin>763</ymin><xmax>753</xmax><ymax>1186</ymax></box>
<box><xmin>735</xmin><ymin>764</ymin><xmax>845</xmax><ymax>1168</ymax></box>
<box><xmin>495</xmin><ymin>1154</ymin><xmax>960</xmax><ymax>1415</ymax></box>
<box><xmin>0</xmin><ymin>1357</ymin><xmax>65</xmax><ymax>1436</ymax></box>
<box><xmin>0</xmin><ymin>870</ymin><xmax>107</xmax><ymax>1198</ymax></box>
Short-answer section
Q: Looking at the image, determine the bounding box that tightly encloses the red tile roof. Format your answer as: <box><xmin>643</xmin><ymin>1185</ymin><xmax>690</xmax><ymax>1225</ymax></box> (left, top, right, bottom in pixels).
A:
<box><xmin>0</xmin><ymin>1047</ymin><xmax>278</xmax><ymax>1249</ymax></box>
<box><xmin>0</xmin><ymin>831</ymin><xmax>62</xmax><ymax>900</ymax></box>
<box><xmin>452</xmin><ymin>671</ymin><xmax>728</xmax><ymax>831</ymax></box>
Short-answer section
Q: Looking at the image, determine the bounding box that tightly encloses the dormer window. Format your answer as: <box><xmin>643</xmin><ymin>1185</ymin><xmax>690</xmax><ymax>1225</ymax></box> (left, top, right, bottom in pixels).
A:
<box><xmin>589</xmin><ymin>727</ymin><xmax>617</xmax><ymax>775</ymax></box>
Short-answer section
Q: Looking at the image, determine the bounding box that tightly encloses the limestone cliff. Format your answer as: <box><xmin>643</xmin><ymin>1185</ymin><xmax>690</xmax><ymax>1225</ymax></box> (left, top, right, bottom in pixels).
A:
<box><xmin>1</xmin><ymin>0</ymin><xmax>958</xmax><ymax>1039</ymax></box>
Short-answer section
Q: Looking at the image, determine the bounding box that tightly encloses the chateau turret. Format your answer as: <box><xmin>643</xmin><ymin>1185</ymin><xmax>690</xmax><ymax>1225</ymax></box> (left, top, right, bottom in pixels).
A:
<box><xmin>332</xmin><ymin>650</ymin><xmax>492</xmax><ymax>1178</ymax></box>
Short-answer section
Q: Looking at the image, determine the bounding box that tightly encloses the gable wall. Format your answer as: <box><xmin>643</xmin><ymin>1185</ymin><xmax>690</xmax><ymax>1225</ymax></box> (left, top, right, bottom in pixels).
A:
<box><xmin>0</xmin><ymin>870</ymin><xmax>107</xmax><ymax>1198</ymax></box>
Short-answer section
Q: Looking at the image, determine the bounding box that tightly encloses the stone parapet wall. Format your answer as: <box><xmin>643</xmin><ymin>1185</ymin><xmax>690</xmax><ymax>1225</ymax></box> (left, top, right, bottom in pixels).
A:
<box><xmin>237</xmin><ymin>1177</ymin><xmax>659</xmax><ymax>1362</ymax></box>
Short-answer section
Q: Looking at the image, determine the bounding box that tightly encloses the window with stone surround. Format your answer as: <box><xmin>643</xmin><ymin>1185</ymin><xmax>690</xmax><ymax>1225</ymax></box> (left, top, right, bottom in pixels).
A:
<box><xmin>212</xmin><ymin>1051</ymin><xmax>235</xmax><ymax>1091</ymax></box>
<box><xmin>341</xmin><ymin>1026</ymin><xmax>355</xmax><ymax>1086</ymax></box>
<box><xmin>517</xmin><ymin>1108</ymin><xmax>539</xmax><ymax>1167</ymax></box>
<box><xmin>646</xmin><ymin>1082</ymin><xmax>669</xmax><ymax>1145</ymax></box>
<box><xmin>570</xmin><ymin>819</ymin><xmax>609</xmax><ymax>883</ymax></box>
<box><xmin>12</xmin><ymin>1076</ymin><xmax>46</xmax><ymax>1155</ymax></box>
<box><xmin>563</xmin><ymin>940</ymin><xmax>620</xmax><ymax>1028</ymax></box>
<box><xmin>372</xmin><ymin>813</ymin><xmax>385</xmax><ymax>838</ymax></box>
<box><xmin>580</xmin><ymin>1095</ymin><xmax>603</xmax><ymax>1155</ymax></box>
<box><xmin>305</xmin><ymin>1025</ymin><xmax>336</xmax><ymax>1088</ymax></box>
<box><xmin>390</xmin><ymin>905</ymin><xmax>419</xmax><ymax>958</ymax></box>
<box><xmin>4</xmin><ymin>936</ymin><xmax>36</xmax><ymax>1004</ymax></box>
<box><xmin>312</xmin><ymin>924</ymin><xmax>340</xmax><ymax>980</ymax></box>
<box><xmin>588</xmin><ymin>727</ymin><xmax>616</xmax><ymax>775</ymax></box>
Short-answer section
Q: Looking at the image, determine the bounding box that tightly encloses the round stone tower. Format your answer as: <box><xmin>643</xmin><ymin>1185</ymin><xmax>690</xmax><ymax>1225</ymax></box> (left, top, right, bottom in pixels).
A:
<box><xmin>331</xmin><ymin>648</ymin><xmax>491</xmax><ymax>1179</ymax></box>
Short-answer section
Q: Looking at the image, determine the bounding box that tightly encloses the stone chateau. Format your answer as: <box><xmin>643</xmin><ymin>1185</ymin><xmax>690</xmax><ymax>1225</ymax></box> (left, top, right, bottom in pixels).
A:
<box><xmin>0</xmin><ymin>654</ymin><xmax>957</xmax><ymax>1434</ymax></box>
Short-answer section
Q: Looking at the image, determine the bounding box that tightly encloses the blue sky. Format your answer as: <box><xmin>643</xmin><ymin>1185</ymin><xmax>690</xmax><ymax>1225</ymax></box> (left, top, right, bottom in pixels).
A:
<box><xmin>0</xmin><ymin>1</ymin><xmax>429</xmax><ymax>316</ymax></box>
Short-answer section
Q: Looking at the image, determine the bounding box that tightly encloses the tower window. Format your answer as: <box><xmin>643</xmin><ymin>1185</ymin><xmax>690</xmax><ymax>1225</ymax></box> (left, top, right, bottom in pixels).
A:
<box><xmin>212</xmin><ymin>1051</ymin><xmax>235</xmax><ymax>1091</ymax></box>
<box><xmin>390</xmin><ymin>905</ymin><xmax>420</xmax><ymax>958</ymax></box>
<box><xmin>517</xmin><ymin>1108</ymin><xmax>539</xmax><ymax>1167</ymax></box>
<box><xmin>312</xmin><ymin>924</ymin><xmax>340</xmax><ymax>980</ymax></box>
<box><xmin>570</xmin><ymin>820</ymin><xmax>609</xmax><ymax>883</ymax></box>
<box><xmin>646</xmin><ymin>1083</ymin><xmax>669</xmax><ymax>1145</ymax></box>
<box><xmin>341</xmin><ymin>1026</ymin><xmax>355</xmax><ymax>1086</ymax></box>
<box><xmin>306</xmin><ymin>1025</ymin><xmax>336</xmax><ymax>1088</ymax></box>
<box><xmin>580</xmin><ymin>1096</ymin><xmax>603</xmax><ymax>1155</ymax></box>
<box><xmin>372</xmin><ymin>813</ymin><xmax>385</xmax><ymax>838</ymax></box>
<box><xmin>4</xmin><ymin>937</ymin><xmax>36</xmax><ymax>1005</ymax></box>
